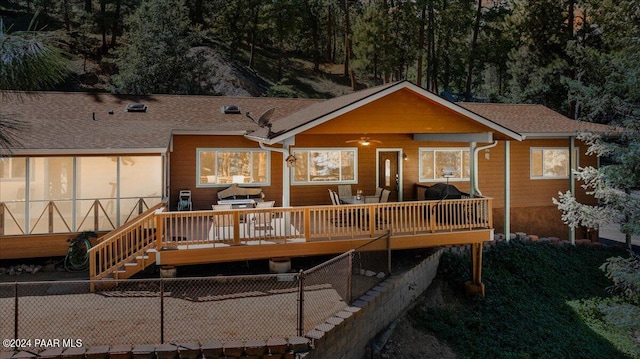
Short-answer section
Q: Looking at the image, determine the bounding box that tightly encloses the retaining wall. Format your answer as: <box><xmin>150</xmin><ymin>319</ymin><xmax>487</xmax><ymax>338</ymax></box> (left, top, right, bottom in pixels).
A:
<box><xmin>305</xmin><ymin>248</ymin><xmax>443</xmax><ymax>359</ymax></box>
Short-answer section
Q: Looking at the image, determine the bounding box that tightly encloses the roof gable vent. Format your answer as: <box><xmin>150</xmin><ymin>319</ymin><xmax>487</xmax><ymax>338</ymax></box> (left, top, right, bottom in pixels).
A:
<box><xmin>126</xmin><ymin>103</ymin><xmax>148</xmax><ymax>112</ymax></box>
<box><xmin>221</xmin><ymin>105</ymin><xmax>241</xmax><ymax>114</ymax></box>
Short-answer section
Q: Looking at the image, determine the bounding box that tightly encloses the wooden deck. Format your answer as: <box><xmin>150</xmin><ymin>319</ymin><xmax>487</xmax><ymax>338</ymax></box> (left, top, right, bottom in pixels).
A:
<box><xmin>155</xmin><ymin>200</ymin><xmax>493</xmax><ymax>266</ymax></box>
<box><xmin>87</xmin><ymin>198</ymin><xmax>493</xmax><ymax>296</ymax></box>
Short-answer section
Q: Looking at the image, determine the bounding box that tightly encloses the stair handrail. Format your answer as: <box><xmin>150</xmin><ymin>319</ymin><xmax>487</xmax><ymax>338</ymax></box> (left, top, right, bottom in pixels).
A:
<box><xmin>89</xmin><ymin>200</ymin><xmax>167</xmax><ymax>280</ymax></box>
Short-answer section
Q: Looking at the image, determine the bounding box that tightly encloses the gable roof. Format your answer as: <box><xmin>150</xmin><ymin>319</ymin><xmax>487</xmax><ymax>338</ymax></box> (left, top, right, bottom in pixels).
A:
<box><xmin>246</xmin><ymin>81</ymin><xmax>526</xmax><ymax>144</ymax></box>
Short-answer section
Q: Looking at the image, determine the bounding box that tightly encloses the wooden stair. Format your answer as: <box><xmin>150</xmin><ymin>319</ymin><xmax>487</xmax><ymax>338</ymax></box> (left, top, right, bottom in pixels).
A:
<box><xmin>89</xmin><ymin>202</ymin><xmax>166</xmax><ymax>286</ymax></box>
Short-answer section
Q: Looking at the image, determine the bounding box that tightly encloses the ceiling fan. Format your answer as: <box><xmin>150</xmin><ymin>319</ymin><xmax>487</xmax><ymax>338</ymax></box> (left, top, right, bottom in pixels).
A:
<box><xmin>345</xmin><ymin>136</ymin><xmax>382</xmax><ymax>146</ymax></box>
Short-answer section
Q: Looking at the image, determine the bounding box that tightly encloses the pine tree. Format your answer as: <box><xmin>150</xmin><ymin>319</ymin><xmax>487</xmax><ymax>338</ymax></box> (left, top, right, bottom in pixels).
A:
<box><xmin>111</xmin><ymin>0</ymin><xmax>203</xmax><ymax>94</ymax></box>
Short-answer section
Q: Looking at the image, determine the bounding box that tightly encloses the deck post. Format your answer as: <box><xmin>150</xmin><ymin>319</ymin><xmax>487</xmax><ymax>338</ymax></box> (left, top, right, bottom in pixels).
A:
<box><xmin>465</xmin><ymin>242</ymin><xmax>485</xmax><ymax>297</ymax></box>
<box><xmin>297</xmin><ymin>270</ymin><xmax>305</xmax><ymax>336</ymax></box>
<box><xmin>1</xmin><ymin>203</ymin><xmax>5</xmax><ymax>235</ymax></box>
<box><xmin>155</xmin><ymin>211</ymin><xmax>164</xmax><ymax>250</ymax></box>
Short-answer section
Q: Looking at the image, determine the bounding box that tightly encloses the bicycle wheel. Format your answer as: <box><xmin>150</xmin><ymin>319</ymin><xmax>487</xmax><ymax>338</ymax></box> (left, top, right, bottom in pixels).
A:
<box><xmin>65</xmin><ymin>239</ymin><xmax>91</xmax><ymax>271</ymax></box>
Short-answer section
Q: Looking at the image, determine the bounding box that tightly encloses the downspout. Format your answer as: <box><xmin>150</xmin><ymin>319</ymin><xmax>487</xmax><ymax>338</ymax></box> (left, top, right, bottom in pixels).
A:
<box><xmin>472</xmin><ymin>141</ymin><xmax>498</xmax><ymax>197</ymax></box>
<box><xmin>259</xmin><ymin>141</ymin><xmax>292</xmax><ymax>208</ymax></box>
<box><xmin>504</xmin><ymin>141</ymin><xmax>511</xmax><ymax>242</ymax></box>
<box><xmin>569</xmin><ymin>136</ymin><xmax>576</xmax><ymax>245</ymax></box>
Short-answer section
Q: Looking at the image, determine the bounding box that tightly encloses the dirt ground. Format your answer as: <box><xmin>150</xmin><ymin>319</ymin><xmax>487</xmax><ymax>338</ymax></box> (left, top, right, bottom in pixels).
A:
<box><xmin>380</xmin><ymin>279</ymin><xmax>458</xmax><ymax>358</ymax></box>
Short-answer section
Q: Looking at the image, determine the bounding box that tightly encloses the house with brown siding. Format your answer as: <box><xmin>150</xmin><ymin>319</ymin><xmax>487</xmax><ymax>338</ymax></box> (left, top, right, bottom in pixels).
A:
<box><xmin>1</xmin><ymin>81</ymin><xmax>615</xmax><ymax>265</ymax></box>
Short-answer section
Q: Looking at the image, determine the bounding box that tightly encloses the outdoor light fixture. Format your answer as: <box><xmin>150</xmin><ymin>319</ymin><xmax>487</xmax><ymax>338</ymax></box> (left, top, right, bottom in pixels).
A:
<box><xmin>403</xmin><ymin>153</ymin><xmax>408</xmax><ymax>161</ymax></box>
<box><xmin>442</xmin><ymin>167</ymin><xmax>456</xmax><ymax>178</ymax></box>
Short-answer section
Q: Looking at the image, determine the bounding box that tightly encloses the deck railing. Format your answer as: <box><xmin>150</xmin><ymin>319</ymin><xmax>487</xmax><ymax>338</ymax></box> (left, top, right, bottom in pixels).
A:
<box><xmin>156</xmin><ymin>198</ymin><xmax>492</xmax><ymax>249</ymax></box>
<box><xmin>89</xmin><ymin>201</ymin><xmax>167</xmax><ymax>280</ymax></box>
<box><xmin>88</xmin><ymin>198</ymin><xmax>491</xmax><ymax>280</ymax></box>
<box><xmin>0</xmin><ymin>197</ymin><xmax>161</xmax><ymax>236</ymax></box>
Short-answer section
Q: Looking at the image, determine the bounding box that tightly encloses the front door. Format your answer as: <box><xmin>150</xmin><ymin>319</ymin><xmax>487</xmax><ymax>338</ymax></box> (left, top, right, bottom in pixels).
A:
<box><xmin>378</xmin><ymin>151</ymin><xmax>400</xmax><ymax>202</ymax></box>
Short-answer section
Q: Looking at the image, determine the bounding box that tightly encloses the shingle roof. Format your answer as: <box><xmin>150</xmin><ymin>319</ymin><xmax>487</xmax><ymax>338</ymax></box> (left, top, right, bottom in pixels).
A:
<box><xmin>2</xmin><ymin>85</ymin><xmax>619</xmax><ymax>155</ymax></box>
<box><xmin>2</xmin><ymin>92</ymin><xmax>319</xmax><ymax>153</ymax></box>
<box><xmin>457</xmin><ymin>103</ymin><xmax>617</xmax><ymax>137</ymax></box>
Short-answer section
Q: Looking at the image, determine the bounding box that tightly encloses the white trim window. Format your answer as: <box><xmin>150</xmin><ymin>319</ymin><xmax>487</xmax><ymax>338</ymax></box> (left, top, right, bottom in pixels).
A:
<box><xmin>292</xmin><ymin>148</ymin><xmax>357</xmax><ymax>184</ymax></box>
<box><xmin>0</xmin><ymin>157</ymin><xmax>27</xmax><ymax>180</ymax></box>
<box><xmin>197</xmin><ymin>149</ymin><xmax>270</xmax><ymax>187</ymax></box>
<box><xmin>530</xmin><ymin>147</ymin><xmax>577</xmax><ymax>179</ymax></box>
<box><xmin>419</xmin><ymin>148</ymin><xmax>470</xmax><ymax>181</ymax></box>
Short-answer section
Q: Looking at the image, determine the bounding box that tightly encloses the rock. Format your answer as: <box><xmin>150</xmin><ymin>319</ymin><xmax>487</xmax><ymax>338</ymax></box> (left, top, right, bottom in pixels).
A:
<box><xmin>43</xmin><ymin>263</ymin><xmax>56</xmax><ymax>272</ymax></box>
<box><xmin>376</xmin><ymin>272</ymin><xmax>386</xmax><ymax>279</ymax></box>
<box><xmin>528</xmin><ymin>235</ymin><xmax>539</xmax><ymax>242</ymax></box>
<box><xmin>8</xmin><ymin>267</ymin><xmax>16</xmax><ymax>275</ymax></box>
<box><xmin>365</xmin><ymin>270</ymin><xmax>376</xmax><ymax>277</ymax></box>
<box><xmin>32</xmin><ymin>266</ymin><xmax>41</xmax><ymax>274</ymax></box>
<box><xmin>360</xmin><ymin>269</ymin><xmax>366</xmax><ymax>276</ymax></box>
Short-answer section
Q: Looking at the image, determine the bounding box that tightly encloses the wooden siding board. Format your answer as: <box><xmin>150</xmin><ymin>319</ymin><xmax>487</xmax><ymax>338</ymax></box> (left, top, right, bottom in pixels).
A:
<box><xmin>170</xmin><ymin>135</ymin><xmax>284</xmax><ymax>210</ymax></box>
<box><xmin>303</xmin><ymin>90</ymin><xmax>496</xmax><ymax>135</ymax></box>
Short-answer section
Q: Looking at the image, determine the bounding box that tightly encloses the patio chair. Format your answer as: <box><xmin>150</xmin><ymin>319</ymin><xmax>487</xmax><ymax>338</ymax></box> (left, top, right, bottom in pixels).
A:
<box><xmin>246</xmin><ymin>201</ymin><xmax>276</xmax><ymax>234</ymax></box>
<box><xmin>177</xmin><ymin>190</ymin><xmax>192</xmax><ymax>211</ymax></box>
<box><xmin>328</xmin><ymin>189</ymin><xmax>341</xmax><ymax>205</ymax></box>
<box><xmin>379</xmin><ymin>189</ymin><xmax>391</xmax><ymax>203</ymax></box>
<box><xmin>374</xmin><ymin>187</ymin><xmax>383</xmax><ymax>199</ymax></box>
<box><xmin>337</xmin><ymin>185</ymin><xmax>352</xmax><ymax>203</ymax></box>
<box><xmin>209</xmin><ymin>204</ymin><xmax>233</xmax><ymax>240</ymax></box>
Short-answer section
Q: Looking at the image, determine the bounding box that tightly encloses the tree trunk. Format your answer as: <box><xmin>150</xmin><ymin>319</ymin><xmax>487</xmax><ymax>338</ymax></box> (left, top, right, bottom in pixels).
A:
<box><xmin>110</xmin><ymin>0</ymin><xmax>121</xmax><ymax>48</ymax></box>
<box><xmin>304</xmin><ymin>0</ymin><xmax>320</xmax><ymax>72</ymax></box>
<box><xmin>465</xmin><ymin>0</ymin><xmax>483</xmax><ymax>101</ymax></box>
<box><xmin>326</xmin><ymin>8</ymin><xmax>333</xmax><ymax>61</ymax></box>
<box><xmin>85</xmin><ymin>0</ymin><xmax>92</xmax><ymax>13</ymax></box>
<box><xmin>248</xmin><ymin>3</ymin><xmax>260</xmax><ymax>69</ymax></box>
<box><xmin>343</xmin><ymin>0</ymin><xmax>351</xmax><ymax>78</ymax></box>
<box><xmin>417</xmin><ymin>4</ymin><xmax>426</xmax><ymax>87</ymax></box>
<box><xmin>100</xmin><ymin>0</ymin><xmax>107</xmax><ymax>53</ymax></box>
<box><xmin>566</xmin><ymin>0</ymin><xmax>577</xmax><ymax>119</ymax></box>
<box><xmin>63</xmin><ymin>0</ymin><xmax>71</xmax><ymax>31</ymax></box>
<box><xmin>426</xmin><ymin>1</ymin><xmax>436</xmax><ymax>92</ymax></box>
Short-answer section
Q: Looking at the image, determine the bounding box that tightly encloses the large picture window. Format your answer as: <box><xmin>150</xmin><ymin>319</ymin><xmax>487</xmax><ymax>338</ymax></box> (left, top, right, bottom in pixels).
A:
<box><xmin>419</xmin><ymin>148</ymin><xmax>470</xmax><ymax>181</ymax></box>
<box><xmin>197</xmin><ymin>149</ymin><xmax>270</xmax><ymax>187</ymax></box>
<box><xmin>531</xmin><ymin>148</ymin><xmax>577</xmax><ymax>179</ymax></box>
<box><xmin>292</xmin><ymin>148</ymin><xmax>357</xmax><ymax>184</ymax></box>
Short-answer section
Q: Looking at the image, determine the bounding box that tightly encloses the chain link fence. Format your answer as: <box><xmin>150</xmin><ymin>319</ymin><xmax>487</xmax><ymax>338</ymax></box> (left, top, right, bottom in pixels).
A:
<box><xmin>0</xmin><ymin>243</ymin><xmax>393</xmax><ymax>352</ymax></box>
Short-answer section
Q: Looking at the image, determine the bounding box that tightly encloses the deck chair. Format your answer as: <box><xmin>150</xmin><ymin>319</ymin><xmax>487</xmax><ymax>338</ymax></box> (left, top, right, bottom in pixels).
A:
<box><xmin>209</xmin><ymin>204</ymin><xmax>233</xmax><ymax>240</ymax></box>
<box><xmin>328</xmin><ymin>189</ymin><xmax>351</xmax><ymax>226</ymax></box>
<box><xmin>337</xmin><ymin>185</ymin><xmax>352</xmax><ymax>203</ymax></box>
<box><xmin>177</xmin><ymin>190</ymin><xmax>192</xmax><ymax>211</ymax></box>
<box><xmin>379</xmin><ymin>189</ymin><xmax>391</xmax><ymax>203</ymax></box>
<box><xmin>374</xmin><ymin>187</ymin><xmax>383</xmax><ymax>199</ymax></box>
<box><xmin>328</xmin><ymin>189</ymin><xmax>340</xmax><ymax>205</ymax></box>
<box><xmin>246</xmin><ymin>201</ymin><xmax>276</xmax><ymax>237</ymax></box>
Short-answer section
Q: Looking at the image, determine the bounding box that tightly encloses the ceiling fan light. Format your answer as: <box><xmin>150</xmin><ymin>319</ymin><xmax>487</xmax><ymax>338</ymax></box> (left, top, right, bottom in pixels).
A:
<box><xmin>360</xmin><ymin>140</ymin><xmax>370</xmax><ymax>146</ymax></box>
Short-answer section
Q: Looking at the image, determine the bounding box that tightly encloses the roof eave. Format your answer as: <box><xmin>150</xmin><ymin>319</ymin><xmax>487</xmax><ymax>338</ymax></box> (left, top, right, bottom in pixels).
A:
<box><xmin>2</xmin><ymin>148</ymin><xmax>168</xmax><ymax>156</ymax></box>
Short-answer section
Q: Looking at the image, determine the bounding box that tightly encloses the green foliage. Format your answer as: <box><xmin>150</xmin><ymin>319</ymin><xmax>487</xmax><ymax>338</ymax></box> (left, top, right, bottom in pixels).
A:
<box><xmin>600</xmin><ymin>251</ymin><xmax>640</xmax><ymax>305</ymax></box>
<box><xmin>265</xmin><ymin>78</ymin><xmax>298</xmax><ymax>98</ymax></box>
<box><xmin>0</xmin><ymin>15</ymin><xmax>68</xmax><ymax>92</ymax></box>
<box><xmin>111</xmin><ymin>0</ymin><xmax>204</xmax><ymax>94</ymax></box>
<box><xmin>411</xmin><ymin>240</ymin><xmax>638</xmax><ymax>359</ymax></box>
<box><xmin>568</xmin><ymin>297</ymin><xmax>640</xmax><ymax>358</ymax></box>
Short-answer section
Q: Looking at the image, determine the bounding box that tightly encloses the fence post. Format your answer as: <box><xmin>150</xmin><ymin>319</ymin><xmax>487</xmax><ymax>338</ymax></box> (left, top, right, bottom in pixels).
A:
<box><xmin>160</xmin><ymin>278</ymin><xmax>165</xmax><ymax>343</ymax></box>
<box><xmin>297</xmin><ymin>270</ymin><xmax>305</xmax><ymax>337</ymax></box>
<box><xmin>14</xmin><ymin>282</ymin><xmax>18</xmax><ymax>342</ymax></box>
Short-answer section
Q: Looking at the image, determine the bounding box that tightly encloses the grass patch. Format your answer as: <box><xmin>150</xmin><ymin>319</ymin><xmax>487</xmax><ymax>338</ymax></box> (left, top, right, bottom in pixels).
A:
<box><xmin>411</xmin><ymin>240</ymin><xmax>639</xmax><ymax>359</ymax></box>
